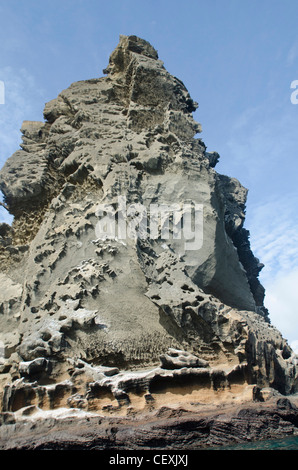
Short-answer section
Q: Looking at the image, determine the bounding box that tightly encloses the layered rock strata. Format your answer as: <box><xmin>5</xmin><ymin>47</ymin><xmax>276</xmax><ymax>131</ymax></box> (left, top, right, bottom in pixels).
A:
<box><xmin>1</xmin><ymin>395</ymin><xmax>298</xmax><ymax>450</ymax></box>
<box><xmin>0</xmin><ymin>36</ymin><xmax>297</xmax><ymax>443</ymax></box>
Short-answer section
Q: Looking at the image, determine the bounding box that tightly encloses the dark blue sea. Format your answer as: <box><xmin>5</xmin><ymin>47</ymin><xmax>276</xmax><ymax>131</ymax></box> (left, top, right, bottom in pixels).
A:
<box><xmin>210</xmin><ymin>435</ymin><xmax>298</xmax><ymax>450</ymax></box>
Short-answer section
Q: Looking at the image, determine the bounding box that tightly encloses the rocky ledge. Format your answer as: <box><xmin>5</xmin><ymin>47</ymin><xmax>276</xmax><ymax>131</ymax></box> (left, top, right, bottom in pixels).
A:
<box><xmin>1</xmin><ymin>393</ymin><xmax>298</xmax><ymax>450</ymax></box>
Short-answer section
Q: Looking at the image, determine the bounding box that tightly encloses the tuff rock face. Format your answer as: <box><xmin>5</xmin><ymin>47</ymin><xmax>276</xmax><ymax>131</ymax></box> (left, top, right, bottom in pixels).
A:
<box><xmin>0</xmin><ymin>35</ymin><xmax>297</xmax><ymax>431</ymax></box>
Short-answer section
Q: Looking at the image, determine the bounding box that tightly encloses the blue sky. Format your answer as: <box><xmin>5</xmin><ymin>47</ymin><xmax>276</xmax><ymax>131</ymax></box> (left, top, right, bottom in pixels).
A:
<box><xmin>0</xmin><ymin>0</ymin><xmax>297</xmax><ymax>348</ymax></box>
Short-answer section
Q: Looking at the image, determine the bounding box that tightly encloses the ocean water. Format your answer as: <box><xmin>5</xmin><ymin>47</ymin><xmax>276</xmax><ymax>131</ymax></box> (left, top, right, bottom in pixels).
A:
<box><xmin>211</xmin><ymin>435</ymin><xmax>298</xmax><ymax>450</ymax></box>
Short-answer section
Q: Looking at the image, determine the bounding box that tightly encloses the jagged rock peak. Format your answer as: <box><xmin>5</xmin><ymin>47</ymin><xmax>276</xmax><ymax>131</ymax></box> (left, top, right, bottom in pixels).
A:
<box><xmin>103</xmin><ymin>34</ymin><xmax>199</xmax><ymax>116</ymax></box>
<box><xmin>0</xmin><ymin>36</ymin><xmax>297</xmax><ymax>430</ymax></box>
<box><xmin>103</xmin><ymin>35</ymin><xmax>159</xmax><ymax>74</ymax></box>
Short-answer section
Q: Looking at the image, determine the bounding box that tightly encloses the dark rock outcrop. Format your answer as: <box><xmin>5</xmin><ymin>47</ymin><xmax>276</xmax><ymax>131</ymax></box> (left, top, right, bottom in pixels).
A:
<box><xmin>1</xmin><ymin>395</ymin><xmax>298</xmax><ymax>450</ymax></box>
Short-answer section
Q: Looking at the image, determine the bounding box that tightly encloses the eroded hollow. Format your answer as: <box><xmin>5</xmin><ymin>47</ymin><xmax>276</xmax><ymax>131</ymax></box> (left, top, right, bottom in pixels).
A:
<box><xmin>11</xmin><ymin>388</ymin><xmax>37</xmax><ymax>412</ymax></box>
<box><xmin>149</xmin><ymin>372</ymin><xmax>211</xmax><ymax>395</ymax></box>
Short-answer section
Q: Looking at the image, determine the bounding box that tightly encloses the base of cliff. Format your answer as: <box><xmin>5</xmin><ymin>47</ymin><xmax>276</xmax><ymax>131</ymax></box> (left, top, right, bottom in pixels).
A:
<box><xmin>1</xmin><ymin>392</ymin><xmax>298</xmax><ymax>451</ymax></box>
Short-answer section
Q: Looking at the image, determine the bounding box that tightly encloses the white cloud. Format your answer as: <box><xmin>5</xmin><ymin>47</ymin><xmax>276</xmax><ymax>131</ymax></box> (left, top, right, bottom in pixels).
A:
<box><xmin>247</xmin><ymin>195</ymin><xmax>298</xmax><ymax>345</ymax></box>
<box><xmin>223</xmin><ymin>109</ymin><xmax>298</xmax><ymax>193</ymax></box>
<box><xmin>263</xmin><ymin>269</ymin><xmax>298</xmax><ymax>345</ymax></box>
<box><xmin>220</xmin><ymin>95</ymin><xmax>298</xmax><ymax>347</ymax></box>
<box><xmin>248</xmin><ymin>195</ymin><xmax>298</xmax><ymax>279</ymax></box>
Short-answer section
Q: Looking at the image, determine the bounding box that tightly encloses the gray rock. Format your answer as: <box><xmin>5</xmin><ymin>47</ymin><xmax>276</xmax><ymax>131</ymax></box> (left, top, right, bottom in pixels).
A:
<box><xmin>0</xmin><ymin>35</ymin><xmax>297</xmax><ymax>419</ymax></box>
<box><xmin>19</xmin><ymin>358</ymin><xmax>52</xmax><ymax>378</ymax></box>
<box><xmin>160</xmin><ymin>348</ymin><xmax>209</xmax><ymax>369</ymax></box>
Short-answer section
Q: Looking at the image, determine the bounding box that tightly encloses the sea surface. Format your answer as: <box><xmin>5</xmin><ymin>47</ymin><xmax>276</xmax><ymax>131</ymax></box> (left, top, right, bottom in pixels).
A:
<box><xmin>211</xmin><ymin>435</ymin><xmax>298</xmax><ymax>450</ymax></box>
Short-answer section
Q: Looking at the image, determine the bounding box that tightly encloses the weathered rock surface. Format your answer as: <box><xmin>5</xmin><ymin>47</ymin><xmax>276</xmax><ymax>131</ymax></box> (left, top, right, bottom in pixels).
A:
<box><xmin>1</xmin><ymin>395</ymin><xmax>298</xmax><ymax>450</ymax></box>
<box><xmin>0</xmin><ymin>35</ymin><xmax>297</xmax><ymax>448</ymax></box>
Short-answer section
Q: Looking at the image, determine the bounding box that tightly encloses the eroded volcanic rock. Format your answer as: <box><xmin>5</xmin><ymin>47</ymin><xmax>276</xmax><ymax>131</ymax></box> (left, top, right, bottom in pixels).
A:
<box><xmin>0</xmin><ymin>35</ymin><xmax>297</xmax><ymax>448</ymax></box>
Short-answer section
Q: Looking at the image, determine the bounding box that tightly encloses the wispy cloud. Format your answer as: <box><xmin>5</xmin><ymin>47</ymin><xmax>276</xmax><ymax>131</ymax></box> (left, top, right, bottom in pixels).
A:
<box><xmin>287</xmin><ymin>41</ymin><xmax>298</xmax><ymax>67</ymax></box>
<box><xmin>248</xmin><ymin>194</ymin><xmax>298</xmax><ymax>279</ymax></box>
<box><xmin>223</xmin><ymin>106</ymin><xmax>298</xmax><ymax>194</ymax></box>
<box><xmin>218</xmin><ymin>87</ymin><xmax>298</xmax><ymax>347</ymax></box>
<box><xmin>247</xmin><ymin>196</ymin><xmax>298</xmax><ymax>345</ymax></box>
<box><xmin>264</xmin><ymin>269</ymin><xmax>298</xmax><ymax>346</ymax></box>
